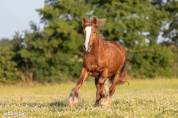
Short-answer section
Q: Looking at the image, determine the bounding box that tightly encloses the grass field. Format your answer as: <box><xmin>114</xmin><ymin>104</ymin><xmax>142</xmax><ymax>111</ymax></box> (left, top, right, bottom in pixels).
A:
<box><xmin>0</xmin><ymin>79</ymin><xmax>178</xmax><ymax>118</ymax></box>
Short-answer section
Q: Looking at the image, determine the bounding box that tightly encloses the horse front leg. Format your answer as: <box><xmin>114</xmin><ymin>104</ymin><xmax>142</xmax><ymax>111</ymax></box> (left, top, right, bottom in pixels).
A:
<box><xmin>95</xmin><ymin>69</ymin><xmax>110</xmax><ymax>106</ymax></box>
<box><xmin>95</xmin><ymin>77</ymin><xmax>101</xmax><ymax>105</ymax></box>
<box><xmin>68</xmin><ymin>68</ymin><xmax>89</xmax><ymax>106</ymax></box>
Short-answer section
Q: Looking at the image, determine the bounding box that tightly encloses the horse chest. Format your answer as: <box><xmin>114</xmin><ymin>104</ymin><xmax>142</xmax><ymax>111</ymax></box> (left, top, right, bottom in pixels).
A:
<box><xmin>84</xmin><ymin>54</ymin><xmax>105</xmax><ymax>73</ymax></box>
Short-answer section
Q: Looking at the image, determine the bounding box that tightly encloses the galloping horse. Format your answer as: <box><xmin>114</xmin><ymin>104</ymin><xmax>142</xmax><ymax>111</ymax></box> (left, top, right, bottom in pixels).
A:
<box><xmin>68</xmin><ymin>16</ymin><xmax>127</xmax><ymax>106</ymax></box>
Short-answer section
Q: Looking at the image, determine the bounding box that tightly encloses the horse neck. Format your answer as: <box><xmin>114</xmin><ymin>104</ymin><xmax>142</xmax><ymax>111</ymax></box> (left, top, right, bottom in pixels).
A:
<box><xmin>92</xmin><ymin>33</ymin><xmax>105</xmax><ymax>55</ymax></box>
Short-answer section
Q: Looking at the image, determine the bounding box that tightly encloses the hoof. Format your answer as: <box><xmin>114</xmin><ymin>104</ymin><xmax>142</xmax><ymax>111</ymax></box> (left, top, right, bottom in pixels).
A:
<box><xmin>100</xmin><ymin>97</ymin><xmax>112</xmax><ymax>107</ymax></box>
<box><xmin>68</xmin><ymin>91</ymin><xmax>79</xmax><ymax>107</ymax></box>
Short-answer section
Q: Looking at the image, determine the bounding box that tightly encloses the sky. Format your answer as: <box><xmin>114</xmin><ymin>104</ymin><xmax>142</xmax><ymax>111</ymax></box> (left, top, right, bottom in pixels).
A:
<box><xmin>0</xmin><ymin>0</ymin><xmax>44</xmax><ymax>39</ymax></box>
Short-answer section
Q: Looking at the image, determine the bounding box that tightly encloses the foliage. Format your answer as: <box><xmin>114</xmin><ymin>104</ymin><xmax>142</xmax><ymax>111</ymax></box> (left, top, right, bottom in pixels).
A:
<box><xmin>0</xmin><ymin>39</ymin><xmax>18</xmax><ymax>82</ymax></box>
<box><xmin>162</xmin><ymin>0</ymin><xmax>178</xmax><ymax>45</ymax></box>
<box><xmin>128</xmin><ymin>45</ymin><xmax>176</xmax><ymax>78</ymax></box>
<box><xmin>90</xmin><ymin>0</ymin><xmax>168</xmax><ymax>46</ymax></box>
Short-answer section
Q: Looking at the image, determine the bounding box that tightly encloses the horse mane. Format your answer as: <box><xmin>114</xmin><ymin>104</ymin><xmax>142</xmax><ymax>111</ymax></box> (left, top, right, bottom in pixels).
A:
<box><xmin>98</xmin><ymin>34</ymin><xmax>105</xmax><ymax>41</ymax></box>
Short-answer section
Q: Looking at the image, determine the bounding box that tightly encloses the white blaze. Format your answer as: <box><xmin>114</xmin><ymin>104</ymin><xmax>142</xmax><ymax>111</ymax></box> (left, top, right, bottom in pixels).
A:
<box><xmin>84</xmin><ymin>26</ymin><xmax>92</xmax><ymax>51</ymax></box>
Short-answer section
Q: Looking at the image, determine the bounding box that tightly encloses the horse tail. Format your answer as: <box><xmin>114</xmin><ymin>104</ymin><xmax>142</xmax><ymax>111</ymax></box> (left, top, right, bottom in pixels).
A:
<box><xmin>118</xmin><ymin>60</ymin><xmax>129</xmax><ymax>85</ymax></box>
<box><xmin>120</xmin><ymin>61</ymin><xmax>127</xmax><ymax>78</ymax></box>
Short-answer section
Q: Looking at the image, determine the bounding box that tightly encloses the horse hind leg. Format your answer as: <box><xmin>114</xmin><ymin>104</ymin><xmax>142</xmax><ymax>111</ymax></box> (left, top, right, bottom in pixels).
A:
<box><xmin>94</xmin><ymin>77</ymin><xmax>104</xmax><ymax>106</ymax></box>
<box><xmin>109</xmin><ymin>68</ymin><xmax>128</xmax><ymax>97</ymax></box>
<box><xmin>109</xmin><ymin>74</ymin><xmax>119</xmax><ymax>98</ymax></box>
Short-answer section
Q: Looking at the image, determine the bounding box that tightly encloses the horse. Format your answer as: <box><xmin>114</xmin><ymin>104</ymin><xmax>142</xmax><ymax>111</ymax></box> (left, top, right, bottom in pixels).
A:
<box><xmin>68</xmin><ymin>16</ymin><xmax>127</xmax><ymax>106</ymax></box>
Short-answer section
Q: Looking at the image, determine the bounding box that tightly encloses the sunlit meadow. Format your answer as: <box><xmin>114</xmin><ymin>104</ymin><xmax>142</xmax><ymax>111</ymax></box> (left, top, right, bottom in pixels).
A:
<box><xmin>0</xmin><ymin>79</ymin><xmax>178</xmax><ymax>118</ymax></box>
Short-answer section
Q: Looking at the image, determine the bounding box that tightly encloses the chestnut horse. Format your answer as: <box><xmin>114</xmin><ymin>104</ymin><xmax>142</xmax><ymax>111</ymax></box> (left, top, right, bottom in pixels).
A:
<box><xmin>68</xmin><ymin>16</ymin><xmax>127</xmax><ymax>106</ymax></box>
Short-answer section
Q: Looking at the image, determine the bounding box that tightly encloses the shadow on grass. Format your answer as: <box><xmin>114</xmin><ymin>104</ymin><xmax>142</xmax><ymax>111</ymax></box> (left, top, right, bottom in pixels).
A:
<box><xmin>49</xmin><ymin>100</ymin><xmax>67</xmax><ymax>108</ymax></box>
<box><xmin>17</xmin><ymin>100</ymin><xmax>67</xmax><ymax>109</ymax></box>
<box><xmin>20</xmin><ymin>103</ymin><xmax>47</xmax><ymax>108</ymax></box>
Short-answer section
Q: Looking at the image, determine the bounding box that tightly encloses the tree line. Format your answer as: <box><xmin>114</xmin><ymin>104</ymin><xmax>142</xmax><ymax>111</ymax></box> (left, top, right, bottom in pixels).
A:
<box><xmin>0</xmin><ymin>0</ymin><xmax>177</xmax><ymax>83</ymax></box>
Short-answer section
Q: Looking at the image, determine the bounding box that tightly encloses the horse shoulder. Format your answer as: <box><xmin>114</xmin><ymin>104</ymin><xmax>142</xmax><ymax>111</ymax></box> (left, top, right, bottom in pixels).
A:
<box><xmin>95</xmin><ymin>42</ymin><xmax>108</xmax><ymax>68</ymax></box>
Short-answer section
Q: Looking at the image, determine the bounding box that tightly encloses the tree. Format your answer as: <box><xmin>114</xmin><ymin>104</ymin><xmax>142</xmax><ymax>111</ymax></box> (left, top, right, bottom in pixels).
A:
<box><xmin>0</xmin><ymin>39</ymin><xmax>18</xmax><ymax>82</ymax></box>
<box><xmin>1</xmin><ymin>0</ymin><xmax>177</xmax><ymax>83</ymax></box>
<box><xmin>162</xmin><ymin>1</ymin><xmax>178</xmax><ymax>46</ymax></box>
<box><xmin>21</xmin><ymin>0</ymin><xmax>175</xmax><ymax>80</ymax></box>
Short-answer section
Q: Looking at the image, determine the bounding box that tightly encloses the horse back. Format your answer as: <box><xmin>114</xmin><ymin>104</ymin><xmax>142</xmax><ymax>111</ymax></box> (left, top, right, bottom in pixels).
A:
<box><xmin>109</xmin><ymin>41</ymin><xmax>125</xmax><ymax>55</ymax></box>
<box><xmin>105</xmin><ymin>41</ymin><xmax>125</xmax><ymax>60</ymax></box>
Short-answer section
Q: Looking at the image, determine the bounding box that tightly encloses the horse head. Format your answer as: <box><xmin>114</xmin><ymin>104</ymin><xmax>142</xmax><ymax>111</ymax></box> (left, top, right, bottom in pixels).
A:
<box><xmin>82</xmin><ymin>16</ymin><xmax>106</xmax><ymax>52</ymax></box>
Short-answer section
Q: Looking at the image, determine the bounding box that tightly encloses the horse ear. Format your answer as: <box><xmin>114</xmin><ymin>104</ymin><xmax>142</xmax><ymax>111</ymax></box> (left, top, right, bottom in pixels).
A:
<box><xmin>82</xmin><ymin>17</ymin><xmax>87</xmax><ymax>27</ymax></box>
<box><xmin>90</xmin><ymin>16</ymin><xmax>97</xmax><ymax>25</ymax></box>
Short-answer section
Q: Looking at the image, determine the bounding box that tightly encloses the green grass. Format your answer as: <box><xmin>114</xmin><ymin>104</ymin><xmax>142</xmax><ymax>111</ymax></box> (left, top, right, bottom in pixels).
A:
<box><xmin>0</xmin><ymin>79</ymin><xmax>178</xmax><ymax>118</ymax></box>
